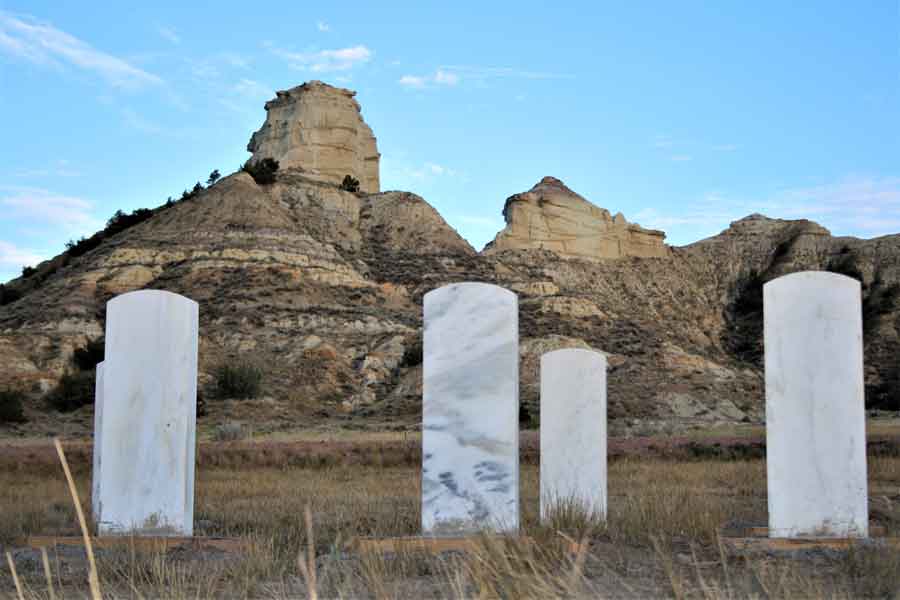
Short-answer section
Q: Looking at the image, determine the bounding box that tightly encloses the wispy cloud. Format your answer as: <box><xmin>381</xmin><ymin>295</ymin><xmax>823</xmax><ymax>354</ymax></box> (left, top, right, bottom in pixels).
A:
<box><xmin>157</xmin><ymin>25</ymin><xmax>180</xmax><ymax>44</ymax></box>
<box><xmin>266</xmin><ymin>42</ymin><xmax>372</xmax><ymax>72</ymax></box>
<box><xmin>670</xmin><ymin>155</ymin><xmax>693</xmax><ymax>162</ymax></box>
<box><xmin>438</xmin><ymin>65</ymin><xmax>573</xmax><ymax>80</ymax></box>
<box><xmin>0</xmin><ymin>240</ymin><xmax>44</xmax><ymax>272</ymax></box>
<box><xmin>316</xmin><ymin>21</ymin><xmax>330</xmax><ymax>32</ymax></box>
<box><xmin>233</xmin><ymin>78</ymin><xmax>274</xmax><ymax>99</ymax></box>
<box><xmin>0</xmin><ymin>11</ymin><xmax>163</xmax><ymax>89</ymax></box>
<box><xmin>13</xmin><ymin>159</ymin><xmax>81</xmax><ymax>178</ymax></box>
<box><xmin>0</xmin><ymin>187</ymin><xmax>101</xmax><ymax>235</ymax></box>
<box><xmin>635</xmin><ymin>175</ymin><xmax>900</xmax><ymax>244</ymax></box>
<box><xmin>711</xmin><ymin>143</ymin><xmax>739</xmax><ymax>152</ymax></box>
<box><xmin>399</xmin><ymin>68</ymin><xmax>459</xmax><ymax>89</ymax></box>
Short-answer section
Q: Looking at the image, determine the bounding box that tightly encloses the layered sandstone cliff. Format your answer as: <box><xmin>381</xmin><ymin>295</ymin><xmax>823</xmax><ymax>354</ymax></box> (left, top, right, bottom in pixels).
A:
<box><xmin>247</xmin><ymin>81</ymin><xmax>381</xmax><ymax>192</ymax></box>
<box><xmin>485</xmin><ymin>176</ymin><xmax>668</xmax><ymax>259</ymax></box>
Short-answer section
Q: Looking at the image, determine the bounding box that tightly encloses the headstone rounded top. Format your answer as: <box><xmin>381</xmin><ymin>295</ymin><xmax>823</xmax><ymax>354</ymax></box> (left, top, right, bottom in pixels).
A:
<box><xmin>763</xmin><ymin>270</ymin><xmax>861</xmax><ymax>293</ymax></box>
<box><xmin>541</xmin><ymin>347</ymin><xmax>607</xmax><ymax>364</ymax></box>
<box><xmin>424</xmin><ymin>281</ymin><xmax>517</xmax><ymax>301</ymax></box>
<box><xmin>107</xmin><ymin>289</ymin><xmax>198</xmax><ymax>308</ymax></box>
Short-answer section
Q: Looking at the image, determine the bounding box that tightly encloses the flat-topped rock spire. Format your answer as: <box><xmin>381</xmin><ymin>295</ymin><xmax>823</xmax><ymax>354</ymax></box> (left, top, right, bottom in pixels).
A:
<box><xmin>485</xmin><ymin>176</ymin><xmax>668</xmax><ymax>259</ymax></box>
<box><xmin>247</xmin><ymin>80</ymin><xmax>381</xmax><ymax>192</ymax></box>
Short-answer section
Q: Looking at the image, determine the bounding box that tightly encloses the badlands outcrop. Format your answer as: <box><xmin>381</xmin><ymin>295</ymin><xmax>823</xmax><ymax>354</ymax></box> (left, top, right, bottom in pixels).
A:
<box><xmin>2</xmin><ymin>81</ymin><xmax>900</xmax><ymax>438</ymax></box>
<box><xmin>486</xmin><ymin>176</ymin><xmax>668</xmax><ymax>259</ymax></box>
<box><xmin>247</xmin><ymin>81</ymin><xmax>381</xmax><ymax>192</ymax></box>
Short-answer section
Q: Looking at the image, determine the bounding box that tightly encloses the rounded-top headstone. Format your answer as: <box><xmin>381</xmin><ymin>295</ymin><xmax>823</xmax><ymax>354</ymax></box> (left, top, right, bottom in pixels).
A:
<box><xmin>98</xmin><ymin>289</ymin><xmax>199</xmax><ymax>536</ymax></box>
<box><xmin>422</xmin><ymin>282</ymin><xmax>520</xmax><ymax>535</ymax></box>
<box><xmin>764</xmin><ymin>271</ymin><xmax>867</xmax><ymax>538</ymax></box>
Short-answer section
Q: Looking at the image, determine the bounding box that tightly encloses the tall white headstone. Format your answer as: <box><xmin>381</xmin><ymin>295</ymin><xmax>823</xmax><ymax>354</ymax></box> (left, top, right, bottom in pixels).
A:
<box><xmin>540</xmin><ymin>349</ymin><xmax>607</xmax><ymax>520</ymax></box>
<box><xmin>91</xmin><ymin>361</ymin><xmax>105</xmax><ymax>525</ymax></box>
<box><xmin>422</xmin><ymin>282</ymin><xmax>520</xmax><ymax>535</ymax></box>
<box><xmin>97</xmin><ymin>290</ymin><xmax>198</xmax><ymax>536</ymax></box>
<box><xmin>764</xmin><ymin>271</ymin><xmax>868</xmax><ymax>538</ymax></box>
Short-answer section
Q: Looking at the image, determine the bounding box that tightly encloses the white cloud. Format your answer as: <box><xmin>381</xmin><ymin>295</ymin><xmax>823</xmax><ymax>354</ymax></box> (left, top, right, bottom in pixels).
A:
<box><xmin>426</xmin><ymin>163</ymin><xmax>457</xmax><ymax>176</ymax></box>
<box><xmin>0</xmin><ymin>11</ymin><xmax>163</xmax><ymax>89</ymax></box>
<box><xmin>13</xmin><ymin>160</ymin><xmax>81</xmax><ymax>178</ymax></box>
<box><xmin>267</xmin><ymin>43</ymin><xmax>372</xmax><ymax>72</ymax></box>
<box><xmin>0</xmin><ymin>187</ymin><xmax>101</xmax><ymax>235</ymax></box>
<box><xmin>437</xmin><ymin>65</ymin><xmax>573</xmax><ymax>80</ymax></box>
<box><xmin>316</xmin><ymin>21</ymin><xmax>330</xmax><ymax>32</ymax></box>
<box><xmin>635</xmin><ymin>176</ymin><xmax>900</xmax><ymax>244</ymax></box>
<box><xmin>399</xmin><ymin>68</ymin><xmax>459</xmax><ymax>89</ymax></box>
<box><xmin>399</xmin><ymin>74</ymin><xmax>427</xmax><ymax>88</ymax></box>
<box><xmin>220</xmin><ymin>52</ymin><xmax>250</xmax><ymax>69</ymax></box>
<box><xmin>233</xmin><ymin>78</ymin><xmax>273</xmax><ymax>99</ymax></box>
<box><xmin>0</xmin><ymin>240</ymin><xmax>44</xmax><ymax>270</ymax></box>
<box><xmin>157</xmin><ymin>25</ymin><xmax>180</xmax><ymax>44</ymax></box>
<box><xmin>670</xmin><ymin>155</ymin><xmax>693</xmax><ymax>162</ymax></box>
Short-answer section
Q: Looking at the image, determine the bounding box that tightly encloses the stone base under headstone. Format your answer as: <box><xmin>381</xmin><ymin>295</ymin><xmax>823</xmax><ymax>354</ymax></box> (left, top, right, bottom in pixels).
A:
<box><xmin>348</xmin><ymin>535</ymin><xmax>587</xmax><ymax>555</ymax></box>
<box><xmin>719</xmin><ymin>524</ymin><xmax>894</xmax><ymax>556</ymax></box>
<box><xmin>25</xmin><ymin>535</ymin><xmax>248</xmax><ymax>554</ymax></box>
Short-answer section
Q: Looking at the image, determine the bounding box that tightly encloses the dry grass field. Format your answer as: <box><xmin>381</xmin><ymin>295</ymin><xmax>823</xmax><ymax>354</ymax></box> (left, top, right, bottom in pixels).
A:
<box><xmin>2</xmin><ymin>447</ymin><xmax>900</xmax><ymax>599</ymax></box>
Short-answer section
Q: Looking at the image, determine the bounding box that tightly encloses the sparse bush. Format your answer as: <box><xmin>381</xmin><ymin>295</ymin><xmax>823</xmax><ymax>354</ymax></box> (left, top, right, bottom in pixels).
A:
<box><xmin>46</xmin><ymin>371</ymin><xmax>95</xmax><ymax>412</ymax></box>
<box><xmin>0</xmin><ymin>389</ymin><xmax>27</xmax><ymax>423</ymax></box>
<box><xmin>206</xmin><ymin>169</ymin><xmax>221</xmax><ymax>186</ymax></box>
<box><xmin>399</xmin><ymin>339</ymin><xmax>423</xmax><ymax>368</ymax></box>
<box><xmin>21</xmin><ymin>265</ymin><xmax>36</xmax><ymax>278</ymax></box>
<box><xmin>213</xmin><ymin>421</ymin><xmax>249</xmax><ymax>442</ymax></box>
<box><xmin>72</xmin><ymin>336</ymin><xmax>104</xmax><ymax>371</ymax></box>
<box><xmin>0</xmin><ymin>284</ymin><xmax>22</xmax><ymax>306</ymax></box>
<box><xmin>340</xmin><ymin>174</ymin><xmax>360</xmax><ymax>192</ymax></box>
<box><xmin>242</xmin><ymin>158</ymin><xmax>279</xmax><ymax>185</ymax></box>
<box><xmin>213</xmin><ymin>362</ymin><xmax>263</xmax><ymax>399</ymax></box>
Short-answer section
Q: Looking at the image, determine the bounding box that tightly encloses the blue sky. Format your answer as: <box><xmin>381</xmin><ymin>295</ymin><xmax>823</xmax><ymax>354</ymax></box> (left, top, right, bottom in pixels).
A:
<box><xmin>1</xmin><ymin>1</ymin><xmax>898</xmax><ymax>283</ymax></box>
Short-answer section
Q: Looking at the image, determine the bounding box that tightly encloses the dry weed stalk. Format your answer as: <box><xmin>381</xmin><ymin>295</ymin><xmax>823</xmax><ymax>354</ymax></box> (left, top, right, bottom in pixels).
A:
<box><xmin>5</xmin><ymin>551</ymin><xmax>24</xmax><ymax>600</ymax></box>
<box><xmin>54</xmin><ymin>438</ymin><xmax>102</xmax><ymax>600</ymax></box>
<box><xmin>296</xmin><ymin>504</ymin><xmax>318</xmax><ymax>600</ymax></box>
<box><xmin>40</xmin><ymin>547</ymin><xmax>57</xmax><ymax>600</ymax></box>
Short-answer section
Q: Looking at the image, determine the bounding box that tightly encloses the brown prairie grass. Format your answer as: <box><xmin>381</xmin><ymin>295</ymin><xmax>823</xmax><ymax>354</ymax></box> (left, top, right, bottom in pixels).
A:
<box><xmin>0</xmin><ymin>456</ymin><xmax>899</xmax><ymax>598</ymax></box>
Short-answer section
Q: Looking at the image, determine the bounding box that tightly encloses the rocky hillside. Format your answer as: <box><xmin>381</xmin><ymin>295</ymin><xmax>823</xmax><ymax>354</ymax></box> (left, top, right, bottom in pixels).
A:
<box><xmin>2</xmin><ymin>82</ymin><xmax>898</xmax><ymax>438</ymax></box>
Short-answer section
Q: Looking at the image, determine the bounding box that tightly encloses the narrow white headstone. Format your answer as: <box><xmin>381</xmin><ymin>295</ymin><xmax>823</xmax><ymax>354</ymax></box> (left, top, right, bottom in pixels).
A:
<box><xmin>540</xmin><ymin>349</ymin><xmax>607</xmax><ymax>521</ymax></box>
<box><xmin>764</xmin><ymin>271</ymin><xmax>868</xmax><ymax>538</ymax></box>
<box><xmin>91</xmin><ymin>361</ymin><xmax>105</xmax><ymax>525</ymax></box>
<box><xmin>97</xmin><ymin>290</ymin><xmax>198</xmax><ymax>536</ymax></box>
<box><xmin>422</xmin><ymin>282</ymin><xmax>519</xmax><ymax>535</ymax></box>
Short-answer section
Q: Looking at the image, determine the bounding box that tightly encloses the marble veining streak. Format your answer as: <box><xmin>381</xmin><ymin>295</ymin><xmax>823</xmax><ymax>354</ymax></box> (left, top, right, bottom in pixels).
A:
<box><xmin>540</xmin><ymin>349</ymin><xmax>607</xmax><ymax>520</ymax></box>
<box><xmin>97</xmin><ymin>290</ymin><xmax>198</xmax><ymax>536</ymax></box>
<box><xmin>422</xmin><ymin>282</ymin><xmax>520</xmax><ymax>535</ymax></box>
<box><xmin>764</xmin><ymin>271</ymin><xmax>868</xmax><ymax>538</ymax></box>
<box><xmin>91</xmin><ymin>361</ymin><xmax>105</xmax><ymax>524</ymax></box>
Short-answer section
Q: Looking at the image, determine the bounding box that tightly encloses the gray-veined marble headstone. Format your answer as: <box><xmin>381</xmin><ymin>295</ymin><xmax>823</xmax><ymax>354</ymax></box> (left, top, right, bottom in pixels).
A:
<box><xmin>540</xmin><ymin>348</ymin><xmax>607</xmax><ymax>521</ymax></box>
<box><xmin>422</xmin><ymin>282</ymin><xmax>519</xmax><ymax>535</ymax></box>
<box><xmin>764</xmin><ymin>271</ymin><xmax>868</xmax><ymax>538</ymax></box>
<box><xmin>97</xmin><ymin>290</ymin><xmax>198</xmax><ymax>536</ymax></box>
<box><xmin>91</xmin><ymin>361</ymin><xmax>105</xmax><ymax>525</ymax></box>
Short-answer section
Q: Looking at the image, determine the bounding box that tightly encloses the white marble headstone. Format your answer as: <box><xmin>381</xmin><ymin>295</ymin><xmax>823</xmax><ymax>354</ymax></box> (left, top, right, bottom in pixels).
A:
<box><xmin>91</xmin><ymin>361</ymin><xmax>105</xmax><ymax>525</ymax></box>
<box><xmin>422</xmin><ymin>282</ymin><xmax>520</xmax><ymax>535</ymax></box>
<box><xmin>540</xmin><ymin>349</ymin><xmax>607</xmax><ymax>521</ymax></box>
<box><xmin>97</xmin><ymin>290</ymin><xmax>198</xmax><ymax>536</ymax></box>
<box><xmin>764</xmin><ymin>271</ymin><xmax>868</xmax><ymax>538</ymax></box>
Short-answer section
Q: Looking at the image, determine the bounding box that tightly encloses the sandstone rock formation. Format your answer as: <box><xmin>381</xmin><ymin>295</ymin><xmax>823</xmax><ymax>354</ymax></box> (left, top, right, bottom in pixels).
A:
<box><xmin>485</xmin><ymin>176</ymin><xmax>668</xmax><ymax>259</ymax></box>
<box><xmin>3</xmin><ymin>83</ymin><xmax>900</xmax><ymax>439</ymax></box>
<box><xmin>247</xmin><ymin>81</ymin><xmax>380</xmax><ymax>192</ymax></box>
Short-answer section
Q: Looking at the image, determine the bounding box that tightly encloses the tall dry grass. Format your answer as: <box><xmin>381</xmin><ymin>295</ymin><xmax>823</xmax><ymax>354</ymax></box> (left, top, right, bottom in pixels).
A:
<box><xmin>0</xmin><ymin>455</ymin><xmax>898</xmax><ymax>598</ymax></box>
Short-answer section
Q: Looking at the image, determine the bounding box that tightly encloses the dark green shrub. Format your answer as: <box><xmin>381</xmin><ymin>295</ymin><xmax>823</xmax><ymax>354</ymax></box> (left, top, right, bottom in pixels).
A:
<box><xmin>399</xmin><ymin>339</ymin><xmax>423</xmax><ymax>368</ymax></box>
<box><xmin>0</xmin><ymin>284</ymin><xmax>22</xmax><ymax>306</ymax></box>
<box><xmin>206</xmin><ymin>170</ymin><xmax>221</xmax><ymax>186</ymax></box>
<box><xmin>213</xmin><ymin>362</ymin><xmax>263</xmax><ymax>399</ymax></box>
<box><xmin>21</xmin><ymin>266</ymin><xmax>36</xmax><ymax>278</ymax></box>
<box><xmin>242</xmin><ymin>158</ymin><xmax>279</xmax><ymax>185</ymax></box>
<box><xmin>0</xmin><ymin>389</ymin><xmax>27</xmax><ymax>423</ymax></box>
<box><xmin>46</xmin><ymin>371</ymin><xmax>95</xmax><ymax>412</ymax></box>
<box><xmin>72</xmin><ymin>337</ymin><xmax>105</xmax><ymax>371</ymax></box>
<box><xmin>340</xmin><ymin>174</ymin><xmax>360</xmax><ymax>192</ymax></box>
